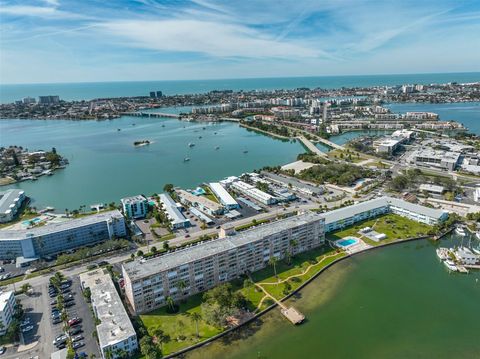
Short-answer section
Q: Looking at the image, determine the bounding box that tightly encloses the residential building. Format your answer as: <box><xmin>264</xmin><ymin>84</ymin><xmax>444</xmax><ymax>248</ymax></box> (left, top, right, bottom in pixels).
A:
<box><xmin>158</xmin><ymin>193</ymin><xmax>190</xmax><ymax>229</ymax></box>
<box><xmin>0</xmin><ymin>210</ymin><xmax>126</xmax><ymax>261</ymax></box>
<box><xmin>122</xmin><ymin>211</ymin><xmax>325</xmax><ymax>314</ymax></box>
<box><xmin>0</xmin><ymin>291</ymin><xmax>15</xmax><ymax>335</ymax></box>
<box><xmin>80</xmin><ymin>269</ymin><xmax>138</xmax><ymax>359</ymax></box>
<box><xmin>121</xmin><ymin>195</ymin><xmax>148</xmax><ymax>219</ymax></box>
<box><xmin>419</xmin><ymin>184</ymin><xmax>445</xmax><ymax>195</ymax></box>
<box><xmin>324</xmin><ymin>197</ymin><xmax>447</xmax><ymax>233</ymax></box>
<box><xmin>0</xmin><ymin>189</ymin><xmax>26</xmax><ymax>223</ymax></box>
<box><xmin>230</xmin><ymin>180</ymin><xmax>276</xmax><ymax>205</ymax></box>
<box><xmin>38</xmin><ymin>95</ymin><xmax>60</xmax><ymax>104</ymax></box>
<box><xmin>208</xmin><ymin>182</ymin><xmax>239</xmax><ymax>210</ymax></box>
<box><xmin>176</xmin><ymin>189</ymin><xmax>224</xmax><ymax>216</ymax></box>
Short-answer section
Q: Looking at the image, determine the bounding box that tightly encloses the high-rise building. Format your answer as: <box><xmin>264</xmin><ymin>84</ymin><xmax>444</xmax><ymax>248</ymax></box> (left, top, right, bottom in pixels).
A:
<box><xmin>156</xmin><ymin>91</ymin><xmax>163</xmax><ymax>97</ymax></box>
<box><xmin>38</xmin><ymin>95</ymin><xmax>60</xmax><ymax>104</ymax></box>
<box><xmin>122</xmin><ymin>211</ymin><xmax>325</xmax><ymax>314</ymax></box>
<box><xmin>0</xmin><ymin>291</ymin><xmax>15</xmax><ymax>335</ymax></box>
<box><xmin>149</xmin><ymin>91</ymin><xmax>156</xmax><ymax>98</ymax></box>
<box><xmin>121</xmin><ymin>195</ymin><xmax>148</xmax><ymax>219</ymax></box>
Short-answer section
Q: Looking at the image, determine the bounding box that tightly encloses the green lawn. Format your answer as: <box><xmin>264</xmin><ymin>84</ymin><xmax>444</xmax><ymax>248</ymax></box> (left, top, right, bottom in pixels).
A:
<box><xmin>140</xmin><ymin>293</ymin><xmax>221</xmax><ymax>355</ymax></box>
<box><xmin>326</xmin><ymin>213</ymin><xmax>432</xmax><ymax>246</ymax></box>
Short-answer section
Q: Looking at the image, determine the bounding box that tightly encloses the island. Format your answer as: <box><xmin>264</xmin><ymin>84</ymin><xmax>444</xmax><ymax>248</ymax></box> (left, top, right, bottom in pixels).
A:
<box><xmin>0</xmin><ymin>146</ymin><xmax>68</xmax><ymax>185</ymax></box>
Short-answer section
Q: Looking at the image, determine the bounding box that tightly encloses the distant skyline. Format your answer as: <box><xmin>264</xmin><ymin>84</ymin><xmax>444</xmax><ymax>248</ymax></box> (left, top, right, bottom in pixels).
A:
<box><xmin>1</xmin><ymin>0</ymin><xmax>479</xmax><ymax>84</ymax></box>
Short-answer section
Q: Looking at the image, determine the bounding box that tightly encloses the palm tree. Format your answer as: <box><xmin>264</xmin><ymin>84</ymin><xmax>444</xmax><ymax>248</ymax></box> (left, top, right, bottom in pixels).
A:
<box><xmin>166</xmin><ymin>296</ymin><xmax>175</xmax><ymax>312</ymax></box>
<box><xmin>268</xmin><ymin>256</ymin><xmax>278</xmax><ymax>278</ymax></box>
<box><xmin>188</xmin><ymin>312</ymin><xmax>202</xmax><ymax>338</ymax></box>
<box><xmin>153</xmin><ymin>326</ymin><xmax>169</xmax><ymax>351</ymax></box>
<box><xmin>178</xmin><ymin>280</ymin><xmax>187</xmax><ymax>295</ymax></box>
<box><xmin>284</xmin><ymin>249</ymin><xmax>292</xmax><ymax>265</ymax></box>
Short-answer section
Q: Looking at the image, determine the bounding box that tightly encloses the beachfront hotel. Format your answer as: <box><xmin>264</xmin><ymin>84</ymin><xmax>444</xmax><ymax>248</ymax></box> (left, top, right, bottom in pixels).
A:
<box><xmin>122</xmin><ymin>211</ymin><xmax>325</xmax><ymax>314</ymax></box>
<box><xmin>121</xmin><ymin>195</ymin><xmax>148</xmax><ymax>219</ymax></box>
<box><xmin>324</xmin><ymin>196</ymin><xmax>447</xmax><ymax>233</ymax></box>
<box><xmin>0</xmin><ymin>210</ymin><xmax>126</xmax><ymax>262</ymax></box>
<box><xmin>80</xmin><ymin>269</ymin><xmax>138</xmax><ymax>359</ymax></box>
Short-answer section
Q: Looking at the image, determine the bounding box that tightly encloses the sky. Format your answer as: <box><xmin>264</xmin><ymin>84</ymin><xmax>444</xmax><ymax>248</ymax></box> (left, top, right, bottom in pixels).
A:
<box><xmin>0</xmin><ymin>0</ymin><xmax>479</xmax><ymax>84</ymax></box>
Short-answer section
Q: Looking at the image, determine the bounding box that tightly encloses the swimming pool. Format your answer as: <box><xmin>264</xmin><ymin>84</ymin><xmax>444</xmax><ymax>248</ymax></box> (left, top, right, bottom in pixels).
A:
<box><xmin>336</xmin><ymin>237</ymin><xmax>359</xmax><ymax>248</ymax></box>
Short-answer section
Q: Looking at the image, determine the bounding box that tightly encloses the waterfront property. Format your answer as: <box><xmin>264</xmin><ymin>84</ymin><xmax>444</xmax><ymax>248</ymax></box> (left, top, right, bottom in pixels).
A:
<box><xmin>0</xmin><ymin>291</ymin><xmax>15</xmax><ymax>335</ymax></box>
<box><xmin>176</xmin><ymin>189</ymin><xmax>224</xmax><ymax>216</ymax></box>
<box><xmin>410</xmin><ymin>148</ymin><xmax>461</xmax><ymax>171</ymax></box>
<box><xmin>79</xmin><ymin>269</ymin><xmax>138</xmax><ymax>359</ymax></box>
<box><xmin>324</xmin><ymin>197</ymin><xmax>447</xmax><ymax>233</ymax></box>
<box><xmin>0</xmin><ymin>189</ymin><xmax>25</xmax><ymax>223</ymax></box>
<box><xmin>159</xmin><ymin>193</ymin><xmax>191</xmax><ymax>229</ymax></box>
<box><xmin>122</xmin><ymin>211</ymin><xmax>325</xmax><ymax>314</ymax></box>
<box><xmin>0</xmin><ymin>210</ymin><xmax>126</xmax><ymax>261</ymax></box>
<box><xmin>208</xmin><ymin>182</ymin><xmax>239</xmax><ymax>210</ymax></box>
<box><xmin>121</xmin><ymin>195</ymin><xmax>148</xmax><ymax>219</ymax></box>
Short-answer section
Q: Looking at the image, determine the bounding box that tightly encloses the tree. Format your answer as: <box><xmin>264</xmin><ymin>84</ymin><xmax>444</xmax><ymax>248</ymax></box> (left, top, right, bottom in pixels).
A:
<box><xmin>152</xmin><ymin>327</ymin><xmax>170</xmax><ymax>351</ymax></box>
<box><xmin>137</xmin><ymin>250</ymin><xmax>144</xmax><ymax>257</ymax></box>
<box><xmin>166</xmin><ymin>296</ymin><xmax>176</xmax><ymax>312</ymax></box>
<box><xmin>188</xmin><ymin>312</ymin><xmax>202</xmax><ymax>338</ymax></box>
<box><xmin>163</xmin><ymin>241</ymin><xmax>170</xmax><ymax>251</ymax></box>
<box><xmin>268</xmin><ymin>256</ymin><xmax>278</xmax><ymax>278</ymax></box>
<box><xmin>163</xmin><ymin>183</ymin><xmax>174</xmax><ymax>193</ymax></box>
<box><xmin>283</xmin><ymin>282</ymin><xmax>292</xmax><ymax>296</ymax></box>
<box><xmin>139</xmin><ymin>336</ymin><xmax>159</xmax><ymax>359</ymax></box>
<box><xmin>20</xmin><ymin>283</ymin><xmax>32</xmax><ymax>294</ymax></box>
<box><xmin>178</xmin><ymin>280</ymin><xmax>187</xmax><ymax>295</ymax></box>
<box><xmin>243</xmin><ymin>278</ymin><xmax>254</xmax><ymax>300</ymax></box>
<box><xmin>150</xmin><ymin>246</ymin><xmax>157</xmax><ymax>254</ymax></box>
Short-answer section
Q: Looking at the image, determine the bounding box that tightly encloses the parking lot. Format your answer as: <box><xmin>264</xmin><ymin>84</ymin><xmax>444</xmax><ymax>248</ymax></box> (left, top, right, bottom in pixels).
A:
<box><xmin>50</xmin><ymin>277</ymin><xmax>99</xmax><ymax>357</ymax></box>
<box><xmin>2</xmin><ymin>276</ymin><xmax>100</xmax><ymax>359</ymax></box>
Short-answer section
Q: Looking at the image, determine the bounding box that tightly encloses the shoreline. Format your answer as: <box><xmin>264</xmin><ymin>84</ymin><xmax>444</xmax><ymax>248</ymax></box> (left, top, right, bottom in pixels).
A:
<box><xmin>164</xmin><ymin>234</ymin><xmax>435</xmax><ymax>359</ymax></box>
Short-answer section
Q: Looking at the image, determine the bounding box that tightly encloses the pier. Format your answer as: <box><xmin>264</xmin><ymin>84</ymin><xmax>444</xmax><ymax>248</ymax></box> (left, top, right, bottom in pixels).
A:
<box><xmin>121</xmin><ymin>111</ymin><xmax>181</xmax><ymax>119</ymax></box>
<box><xmin>254</xmin><ymin>283</ymin><xmax>305</xmax><ymax>325</ymax></box>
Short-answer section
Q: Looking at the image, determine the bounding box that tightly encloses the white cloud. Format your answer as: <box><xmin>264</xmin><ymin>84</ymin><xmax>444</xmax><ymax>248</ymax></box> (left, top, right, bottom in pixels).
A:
<box><xmin>99</xmin><ymin>19</ymin><xmax>329</xmax><ymax>59</ymax></box>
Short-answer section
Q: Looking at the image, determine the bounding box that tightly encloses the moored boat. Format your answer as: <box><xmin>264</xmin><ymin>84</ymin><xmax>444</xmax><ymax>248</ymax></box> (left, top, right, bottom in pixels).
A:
<box><xmin>455</xmin><ymin>226</ymin><xmax>466</xmax><ymax>236</ymax></box>
<box><xmin>436</xmin><ymin>247</ymin><xmax>450</xmax><ymax>260</ymax></box>
<box><xmin>443</xmin><ymin>259</ymin><xmax>458</xmax><ymax>272</ymax></box>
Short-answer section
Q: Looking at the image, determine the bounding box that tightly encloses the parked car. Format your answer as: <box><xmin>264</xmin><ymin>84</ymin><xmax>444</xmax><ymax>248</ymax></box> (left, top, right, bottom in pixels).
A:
<box><xmin>0</xmin><ymin>346</ymin><xmax>6</xmax><ymax>355</ymax></box>
<box><xmin>97</xmin><ymin>261</ymin><xmax>109</xmax><ymax>266</ymax></box>
<box><xmin>68</xmin><ymin>317</ymin><xmax>82</xmax><ymax>327</ymax></box>
<box><xmin>52</xmin><ymin>317</ymin><xmax>62</xmax><ymax>325</ymax></box>
<box><xmin>56</xmin><ymin>342</ymin><xmax>66</xmax><ymax>349</ymax></box>
<box><xmin>50</xmin><ymin>299</ymin><xmax>57</xmax><ymax>306</ymax></box>
<box><xmin>68</xmin><ymin>326</ymin><xmax>82</xmax><ymax>336</ymax></box>
<box><xmin>53</xmin><ymin>334</ymin><xmax>68</xmax><ymax>345</ymax></box>
<box><xmin>64</xmin><ymin>301</ymin><xmax>75</xmax><ymax>308</ymax></box>
<box><xmin>72</xmin><ymin>341</ymin><xmax>85</xmax><ymax>349</ymax></box>
<box><xmin>0</xmin><ymin>267</ymin><xmax>4</xmax><ymax>273</ymax></box>
<box><xmin>71</xmin><ymin>335</ymin><xmax>83</xmax><ymax>342</ymax></box>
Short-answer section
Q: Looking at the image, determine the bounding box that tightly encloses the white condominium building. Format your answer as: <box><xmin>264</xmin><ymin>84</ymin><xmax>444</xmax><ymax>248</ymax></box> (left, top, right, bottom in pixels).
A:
<box><xmin>80</xmin><ymin>269</ymin><xmax>138</xmax><ymax>359</ymax></box>
<box><xmin>122</xmin><ymin>211</ymin><xmax>325</xmax><ymax>314</ymax></box>
<box><xmin>230</xmin><ymin>180</ymin><xmax>276</xmax><ymax>205</ymax></box>
<box><xmin>0</xmin><ymin>291</ymin><xmax>15</xmax><ymax>335</ymax></box>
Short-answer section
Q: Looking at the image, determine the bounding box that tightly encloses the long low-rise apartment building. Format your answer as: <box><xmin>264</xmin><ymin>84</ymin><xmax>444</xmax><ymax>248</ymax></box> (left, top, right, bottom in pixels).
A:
<box><xmin>208</xmin><ymin>182</ymin><xmax>239</xmax><ymax>210</ymax></box>
<box><xmin>122</xmin><ymin>211</ymin><xmax>325</xmax><ymax>314</ymax></box>
<box><xmin>0</xmin><ymin>210</ymin><xmax>126</xmax><ymax>261</ymax></box>
<box><xmin>176</xmin><ymin>189</ymin><xmax>224</xmax><ymax>216</ymax></box>
<box><xmin>324</xmin><ymin>196</ymin><xmax>447</xmax><ymax>232</ymax></box>
<box><xmin>230</xmin><ymin>180</ymin><xmax>276</xmax><ymax>205</ymax></box>
<box><xmin>80</xmin><ymin>269</ymin><xmax>138</xmax><ymax>359</ymax></box>
<box><xmin>159</xmin><ymin>193</ymin><xmax>191</xmax><ymax>229</ymax></box>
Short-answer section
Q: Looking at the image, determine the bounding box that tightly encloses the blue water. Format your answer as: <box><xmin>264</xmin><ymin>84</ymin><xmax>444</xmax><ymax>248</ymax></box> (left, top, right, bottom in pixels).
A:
<box><xmin>2</xmin><ymin>72</ymin><xmax>479</xmax><ymax>104</ymax></box>
<box><xmin>386</xmin><ymin>102</ymin><xmax>480</xmax><ymax>134</ymax></box>
<box><xmin>337</xmin><ymin>238</ymin><xmax>357</xmax><ymax>247</ymax></box>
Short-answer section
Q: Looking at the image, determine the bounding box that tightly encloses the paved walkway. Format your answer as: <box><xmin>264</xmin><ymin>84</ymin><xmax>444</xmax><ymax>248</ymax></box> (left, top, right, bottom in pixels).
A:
<box><xmin>296</xmin><ymin>136</ymin><xmax>328</xmax><ymax>157</ymax></box>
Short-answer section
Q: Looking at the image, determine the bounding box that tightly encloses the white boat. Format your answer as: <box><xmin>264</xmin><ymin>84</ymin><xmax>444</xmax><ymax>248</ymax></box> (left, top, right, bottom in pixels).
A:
<box><xmin>436</xmin><ymin>247</ymin><xmax>450</xmax><ymax>260</ymax></box>
<box><xmin>455</xmin><ymin>226</ymin><xmax>466</xmax><ymax>236</ymax></box>
<box><xmin>472</xmin><ymin>246</ymin><xmax>480</xmax><ymax>255</ymax></box>
<box><xmin>475</xmin><ymin>232</ymin><xmax>480</xmax><ymax>240</ymax></box>
<box><xmin>188</xmin><ymin>143</ymin><xmax>195</xmax><ymax>147</ymax></box>
<box><xmin>443</xmin><ymin>259</ymin><xmax>458</xmax><ymax>272</ymax></box>
<box><xmin>183</xmin><ymin>157</ymin><xmax>190</xmax><ymax>162</ymax></box>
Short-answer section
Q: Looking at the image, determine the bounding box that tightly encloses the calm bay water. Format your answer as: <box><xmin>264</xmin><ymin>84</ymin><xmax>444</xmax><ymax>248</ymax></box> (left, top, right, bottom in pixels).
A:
<box><xmin>0</xmin><ymin>116</ymin><xmax>302</xmax><ymax>210</ymax></box>
<box><xmin>187</xmin><ymin>235</ymin><xmax>480</xmax><ymax>359</ymax></box>
<box><xmin>2</xmin><ymin>72</ymin><xmax>480</xmax><ymax>104</ymax></box>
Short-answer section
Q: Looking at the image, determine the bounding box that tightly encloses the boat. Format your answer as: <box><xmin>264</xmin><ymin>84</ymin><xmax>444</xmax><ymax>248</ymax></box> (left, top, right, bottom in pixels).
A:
<box><xmin>215</xmin><ymin>146</ymin><xmax>220</xmax><ymax>150</ymax></box>
<box><xmin>443</xmin><ymin>259</ymin><xmax>458</xmax><ymax>272</ymax></box>
<box><xmin>162</xmin><ymin>124</ymin><xmax>165</xmax><ymax>127</ymax></box>
<box><xmin>199</xmin><ymin>136</ymin><xmax>202</xmax><ymax>139</ymax></box>
<box><xmin>117</xmin><ymin>128</ymin><xmax>121</xmax><ymax>131</ymax></box>
<box><xmin>243</xmin><ymin>150</ymin><xmax>248</xmax><ymax>154</ymax></box>
<box><xmin>183</xmin><ymin>157</ymin><xmax>190</xmax><ymax>162</ymax></box>
<box><xmin>436</xmin><ymin>247</ymin><xmax>450</xmax><ymax>260</ymax></box>
<box><xmin>214</xmin><ymin>132</ymin><xmax>217</xmax><ymax>135</ymax></box>
<box><xmin>455</xmin><ymin>226</ymin><xmax>466</xmax><ymax>236</ymax></box>
<box><xmin>475</xmin><ymin>232</ymin><xmax>480</xmax><ymax>240</ymax></box>
<box><xmin>472</xmin><ymin>246</ymin><xmax>480</xmax><ymax>255</ymax></box>
<box><xmin>188</xmin><ymin>143</ymin><xmax>195</xmax><ymax>147</ymax></box>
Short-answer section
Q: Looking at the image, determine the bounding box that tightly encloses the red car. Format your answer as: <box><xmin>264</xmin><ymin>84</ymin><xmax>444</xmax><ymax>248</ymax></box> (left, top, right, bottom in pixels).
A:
<box><xmin>68</xmin><ymin>317</ymin><xmax>82</xmax><ymax>327</ymax></box>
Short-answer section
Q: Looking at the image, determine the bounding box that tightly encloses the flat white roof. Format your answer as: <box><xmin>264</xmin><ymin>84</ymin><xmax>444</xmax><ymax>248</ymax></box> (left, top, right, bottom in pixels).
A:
<box><xmin>79</xmin><ymin>269</ymin><xmax>136</xmax><ymax>349</ymax></box>
<box><xmin>159</xmin><ymin>193</ymin><xmax>189</xmax><ymax>226</ymax></box>
<box><xmin>0</xmin><ymin>291</ymin><xmax>14</xmax><ymax>312</ymax></box>
<box><xmin>176</xmin><ymin>189</ymin><xmax>223</xmax><ymax>211</ymax></box>
<box><xmin>209</xmin><ymin>182</ymin><xmax>238</xmax><ymax>207</ymax></box>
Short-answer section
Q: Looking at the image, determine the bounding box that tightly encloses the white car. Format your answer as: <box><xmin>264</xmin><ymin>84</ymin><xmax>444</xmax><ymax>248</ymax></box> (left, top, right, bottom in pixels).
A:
<box><xmin>21</xmin><ymin>325</ymin><xmax>33</xmax><ymax>333</ymax></box>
